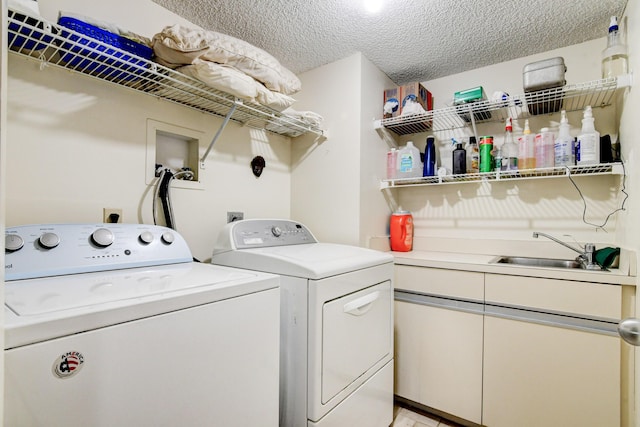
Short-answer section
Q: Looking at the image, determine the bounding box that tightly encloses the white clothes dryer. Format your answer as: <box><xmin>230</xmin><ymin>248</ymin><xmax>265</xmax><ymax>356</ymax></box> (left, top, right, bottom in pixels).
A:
<box><xmin>211</xmin><ymin>219</ymin><xmax>394</xmax><ymax>427</ymax></box>
<box><xmin>4</xmin><ymin>223</ymin><xmax>280</xmax><ymax>427</ymax></box>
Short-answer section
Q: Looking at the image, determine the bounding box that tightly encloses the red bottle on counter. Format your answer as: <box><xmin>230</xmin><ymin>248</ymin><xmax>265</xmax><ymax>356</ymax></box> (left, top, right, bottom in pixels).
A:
<box><xmin>390</xmin><ymin>210</ymin><xmax>413</xmax><ymax>252</ymax></box>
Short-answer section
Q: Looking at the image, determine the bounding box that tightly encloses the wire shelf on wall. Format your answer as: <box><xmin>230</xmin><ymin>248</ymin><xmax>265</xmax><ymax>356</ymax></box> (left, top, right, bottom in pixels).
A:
<box><xmin>6</xmin><ymin>9</ymin><xmax>324</xmax><ymax>139</ymax></box>
<box><xmin>380</xmin><ymin>163</ymin><xmax>624</xmax><ymax>189</ymax></box>
<box><xmin>375</xmin><ymin>75</ymin><xmax>631</xmax><ymax>135</ymax></box>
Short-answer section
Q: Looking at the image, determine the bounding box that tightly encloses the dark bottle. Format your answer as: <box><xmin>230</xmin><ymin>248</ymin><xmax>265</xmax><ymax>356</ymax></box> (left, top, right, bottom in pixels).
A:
<box><xmin>452</xmin><ymin>143</ymin><xmax>467</xmax><ymax>175</ymax></box>
<box><xmin>423</xmin><ymin>136</ymin><xmax>436</xmax><ymax>176</ymax></box>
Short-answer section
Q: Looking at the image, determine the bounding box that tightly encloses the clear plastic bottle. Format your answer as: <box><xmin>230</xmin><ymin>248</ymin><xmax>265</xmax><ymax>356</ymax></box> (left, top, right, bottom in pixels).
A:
<box><xmin>466</xmin><ymin>136</ymin><xmax>479</xmax><ymax>173</ymax></box>
<box><xmin>386</xmin><ymin>148</ymin><xmax>398</xmax><ymax>179</ymax></box>
<box><xmin>554</xmin><ymin>110</ymin><xmax>573</xmax><ymax>167</ymax></box>
<box><xmin>535</xmin><ymin>127</ymin><xmax>555</xmax><ymax>169</ymax></box>
<box><xmin>397</xmin><ymin>140</ymin><xmax>423</xmax><ymax>178</ymax></box>
<box><xmin>492</xmin><ymin>145</ymin><xmax>502</xmax><ymax>172</ymax></box>
<box><xmin>576</xmin><ymin>106</ymin><xmax>600</xmax><ymax>166</ymax></box>
<box><xmin>518</xmin><ymin>119</ymin><xmax>535</xmax><ymax>170</ymax></box>
<box><xmin>602</xmin><ymin>16</ymin><xmax>628</xmax><ymax>79</ymax></box>
<box><xmin>502</xmin><ymin>117</ymin><xmax>518</xmax><ymax>171</ymax></box>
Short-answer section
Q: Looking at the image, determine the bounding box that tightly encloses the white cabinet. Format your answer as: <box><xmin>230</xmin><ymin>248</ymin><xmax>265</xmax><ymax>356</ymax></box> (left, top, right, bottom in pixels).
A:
<box><xmin>483</xmin><ymin>316</ymin><xmax>620</xmax><ymax>427</ymax></box>
<box><xmin>394</xmin><ymin>266</ymin><xmax>484</xmax><ymax>424</ymax></box>
<box><xmin>483</xmin><ymin>273</ymin><xmax>623</xmax><ymax>427</ymax></box>
<box><xmin>394</xmin><ymin>267</ymin><xmax>629</xmax><ymax>426</ymax></box>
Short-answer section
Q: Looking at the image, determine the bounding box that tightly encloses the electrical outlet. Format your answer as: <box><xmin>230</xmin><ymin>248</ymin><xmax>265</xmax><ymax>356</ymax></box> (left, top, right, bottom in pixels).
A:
<box><xmin>227</xmin><ymin>211</ymin><xmax>244</xmax><ymax>223</ymax></box>
<box><xmin>103</xmin><ymin>208</ymin><xmax>123</xmax><ymax>223</ymax></box>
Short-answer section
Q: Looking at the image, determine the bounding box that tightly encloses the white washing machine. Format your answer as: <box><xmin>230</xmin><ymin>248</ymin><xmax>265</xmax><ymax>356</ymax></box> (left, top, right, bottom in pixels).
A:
<box><xmin>4</xmin><ymin>223</ymin><xmax>280</xmax><ymax>427</ymax></box>
<box><xmin>211</xmin><ymin>219</ymin><xmax>394</xmax><ymax>427</ymax></box>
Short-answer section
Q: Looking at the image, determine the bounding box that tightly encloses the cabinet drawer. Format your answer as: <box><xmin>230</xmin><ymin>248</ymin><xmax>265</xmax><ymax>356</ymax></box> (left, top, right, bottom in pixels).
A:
<box><xmin>485</xmin><ymin>273</ymin><xmax>621</xmax><ymax>320</ymax></box>
<box><xmin>395</xmin><ymin>266</ymin><xmax>483</xmax><ymax>301</ymax></box>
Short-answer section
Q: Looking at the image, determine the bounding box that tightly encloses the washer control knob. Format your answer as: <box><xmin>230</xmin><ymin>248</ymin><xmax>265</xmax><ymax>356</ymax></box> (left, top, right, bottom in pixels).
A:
<box><xmin>5</xmin><ymin>234</ymin><xmax>24</xmax><ymax>252</ymax></box>
<box><xmin>39</xmin><ymin>232</ymin><xmax>60</xmax><ymax>249</ymax></box>
<box><xmin>161</xmin><ymin>231</ymin><xmax>175</xmax><ymax>244</ymax></box>
<box><xmin>139</xmin><ymin>231</ymin><xmax>154</xmax><ymax>244</ymax></box>
<box><xmin>271</xmin><ymin>226</ymin><xmax>282</xmax><ymax>237</ymax></box>
<box><xmin>91</xmin><ymin>228</ymin><xmax>114</xmax><ymax>247</ymax></box>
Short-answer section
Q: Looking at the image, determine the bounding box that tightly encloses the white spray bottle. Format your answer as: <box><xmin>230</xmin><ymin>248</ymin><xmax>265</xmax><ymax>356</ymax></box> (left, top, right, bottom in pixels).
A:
<box><xmin>576</xmin><ymin>106</ymin><xmax>600</xmax><ymax>166</ymax></box>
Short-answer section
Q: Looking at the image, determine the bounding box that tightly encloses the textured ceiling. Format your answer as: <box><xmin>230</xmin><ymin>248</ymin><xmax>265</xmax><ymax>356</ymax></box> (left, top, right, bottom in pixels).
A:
<box><xmin>151</xmin><ymin>0</ymin><xmax>628</xmax><ymax>85</ymax></box>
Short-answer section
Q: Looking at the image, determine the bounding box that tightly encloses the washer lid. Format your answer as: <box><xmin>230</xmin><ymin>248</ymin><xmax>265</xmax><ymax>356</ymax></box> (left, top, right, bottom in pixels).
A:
<box><xmin>5</xmin><ymin>262</ymin><xmax>279</xmax><ymax>349</ymax></box>
<box><xmin>212</xmin><ymin>242</ymin><xmax>393</xmax><ymax>279</ymax></box>
<box><xmin>6</xmin><ymin>262</ymin><xmax>265</xmax><ymax>316</ymax></box>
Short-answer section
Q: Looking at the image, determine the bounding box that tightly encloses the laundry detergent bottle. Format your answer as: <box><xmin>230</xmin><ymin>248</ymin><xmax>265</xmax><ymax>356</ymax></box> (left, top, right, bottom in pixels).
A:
<box><xmin>390</xmin><ymin>210</ymin><xmax>413</xmax><ymax>252</ymax></box>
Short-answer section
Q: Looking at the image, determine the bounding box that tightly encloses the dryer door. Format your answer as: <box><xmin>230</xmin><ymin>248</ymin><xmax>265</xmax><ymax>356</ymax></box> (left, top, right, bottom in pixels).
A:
<box><xmin>307</xmin><ymin>263</ymin><xmax>393</xmax><ymax>422</ymax></box>
<box><xmin>322</xmin><ymin>280</ymin><xmax>392</xmax><ymax>402</ymax></box>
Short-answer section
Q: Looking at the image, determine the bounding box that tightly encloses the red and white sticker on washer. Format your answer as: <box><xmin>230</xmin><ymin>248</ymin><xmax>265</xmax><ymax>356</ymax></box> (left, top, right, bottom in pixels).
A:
<box><xmin>52</xmin><ymin>351</ymin><xmax>84</xmax><ymax>379</ymax></box>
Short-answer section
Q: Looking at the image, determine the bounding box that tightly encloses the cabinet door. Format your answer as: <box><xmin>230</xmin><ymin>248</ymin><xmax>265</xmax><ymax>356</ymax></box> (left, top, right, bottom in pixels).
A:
<box><xmin>395</xmin><ymin>299</ymin><xmax>483</xmax><ymax>424</ymax></box>
<box><xmin>483</xmin><ymin>315</ymin><xmax>620</xmax><ymax>427</ymax></box>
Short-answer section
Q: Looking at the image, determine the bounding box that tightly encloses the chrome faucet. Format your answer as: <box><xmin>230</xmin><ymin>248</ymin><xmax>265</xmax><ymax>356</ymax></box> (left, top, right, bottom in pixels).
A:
<box><xmin>532</xmin><ymin>232</ymin><xmax>601</xmax><ymax>270</ymax></box>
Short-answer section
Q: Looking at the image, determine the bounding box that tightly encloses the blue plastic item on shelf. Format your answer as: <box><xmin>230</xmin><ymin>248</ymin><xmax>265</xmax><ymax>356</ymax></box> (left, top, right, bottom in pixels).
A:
<box><xmin>8</xmin><ymin>12</ymin><xmax>56</xmax><ymax>51</ymax></box>
<box><xmin>57</xmin><ymin>16</ymin><xmax>153</xmax><ymax>81</ymax></box>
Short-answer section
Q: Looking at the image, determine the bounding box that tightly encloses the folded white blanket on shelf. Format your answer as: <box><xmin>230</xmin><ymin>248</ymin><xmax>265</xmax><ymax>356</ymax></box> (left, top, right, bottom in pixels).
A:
<box><xmin>153</xmin><ymin>24</ymin><xmax>301</xmax><ymax>96</ymax></box>
<box><xmin>178</xmin><ymin>59</ymin><xmax>296</xmax><ymax>112</ymax></box>
<box><xmin>265</xmin><ymin>108</ymin><xmax>324</xmax><ymax>134</ymax></box>
<box><xmin>8</xmin><ymin>0</ymin><xmax>40</xmax><ymax>16</ymax></box>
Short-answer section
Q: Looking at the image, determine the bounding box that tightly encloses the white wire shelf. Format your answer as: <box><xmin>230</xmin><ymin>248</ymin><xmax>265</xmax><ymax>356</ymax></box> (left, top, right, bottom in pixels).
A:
<box><xmin>7</xmin><ymin>9</ymin><xmax>324</xmax><ymax>139</ymax></box>
<box><xmin>375</xmin><ymin>75</ymin><xmax>632</xmax><ymax>135</ymax></box>
<box><xmin>380</xmin><ymin>163</ymin><xmax>624</xmax><ymax>189</ymax></box>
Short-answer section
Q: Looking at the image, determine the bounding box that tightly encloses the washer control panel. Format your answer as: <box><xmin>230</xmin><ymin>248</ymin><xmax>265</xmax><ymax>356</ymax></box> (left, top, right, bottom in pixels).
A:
<box><xmin>5</xmin><ymin>224</ymin><xmax>193</xmax><ymax>281</ymax></box>
<box><xmin>228</xmin><ymin>219</ymin><xmax>317</xmax><ymax>249</ymax></box>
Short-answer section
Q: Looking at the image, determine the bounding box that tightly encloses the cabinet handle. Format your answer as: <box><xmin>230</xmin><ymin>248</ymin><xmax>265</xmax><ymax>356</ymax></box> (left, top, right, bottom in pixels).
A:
<box><xmin>344</xmin><ymin>291</ymin><xmax>380</xmax><ymax>316</ymax></box>
<box><xmin>619</xmin><ymin>318</ymin><xmax>640</xmax><ymax>346</ymax></box>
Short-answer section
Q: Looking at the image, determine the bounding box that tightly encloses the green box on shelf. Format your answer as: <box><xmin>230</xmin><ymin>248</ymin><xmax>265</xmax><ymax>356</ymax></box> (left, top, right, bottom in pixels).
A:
<box><xmin>453</xmin><ymin>86</ymin><xmax>492</xmax><ymax>122</ymax></box>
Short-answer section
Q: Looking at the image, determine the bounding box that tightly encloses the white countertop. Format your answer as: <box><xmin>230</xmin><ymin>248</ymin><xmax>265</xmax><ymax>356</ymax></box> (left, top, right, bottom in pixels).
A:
<box><xmin>391</xmin><ymin>250</ymin><xmax>636</xmax><ymax>285</ymax></box>
<box><xmin>368</xmin><ymin>236</ymin><xmax>637</xmax><ymax>286</ymax></box>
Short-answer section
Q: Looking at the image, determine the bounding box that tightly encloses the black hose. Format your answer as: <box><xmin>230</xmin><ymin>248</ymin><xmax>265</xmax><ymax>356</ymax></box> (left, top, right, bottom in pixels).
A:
<box><xmin>158</xmin><ymin>169</ymin><xmax>175</xmax><ymax>229</ymax></box>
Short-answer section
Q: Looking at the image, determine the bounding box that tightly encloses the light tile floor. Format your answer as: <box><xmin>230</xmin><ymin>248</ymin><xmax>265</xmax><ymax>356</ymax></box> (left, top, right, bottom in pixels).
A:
<box><xmin>392</xmin><ymin>405</ymin><xmax>465</xmax><ymax>427</ymax></box>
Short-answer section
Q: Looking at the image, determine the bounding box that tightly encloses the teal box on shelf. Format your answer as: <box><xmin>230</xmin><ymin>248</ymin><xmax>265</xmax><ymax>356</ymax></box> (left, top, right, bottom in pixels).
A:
<box><xmin>453</xmin><ymin>86</ymin><xmax>492</xmax><ymax>123</ymax></box>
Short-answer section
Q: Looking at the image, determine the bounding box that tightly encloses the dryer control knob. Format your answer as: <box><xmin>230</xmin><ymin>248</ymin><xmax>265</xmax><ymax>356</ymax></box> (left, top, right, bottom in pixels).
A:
<box><xmin>91</xmin><ymin>228</ymin><xmax>114</xmax><ymax>247</ymax></box>
<box><xmin>39</xmin><ymin>232</ymin><xmax>60</xmax><ymax>249</ymax></box>
<box><xmin>5</xmin><ymin>234</ymin><xmax>24</xmax><ymax>252</ymax></box>
<box><xmin>271</xmin><ymin>226</ymin><xmax>282</xmax><ymax>237</ymax></box>
<box><xmin>161</xmin><ymin>231</ymin><xmax>175</xmax><ymax>244</ymax></box>
<box><xmin>139</xmin><ymin>231</ymin><xmax>154</xmax><ymax>244</ymax></box>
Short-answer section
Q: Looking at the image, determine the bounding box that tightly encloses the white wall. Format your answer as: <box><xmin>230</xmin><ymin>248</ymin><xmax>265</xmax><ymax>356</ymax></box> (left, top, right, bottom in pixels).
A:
<box><xmin>1</xmin><ymin>0</ymin><xmax>8</xmax><ymax>418</ymax></box>
<box><xmin>291</xmin><ymin>53</ymin><xmax>395</xmax><ymax>246</ymax></box>
<box><xmin>618</xmin><ymin>2</ymin><xmax>640</xmax><ymax>426</ymax></box>
<box><xmin>6</xmin><ymin>0</ymin><xmax>292</xmax><ymax>261</ymax></box>
<box><xmin>291</xmin><ymin>53</ymin><xmax>362</xmax><ymax>245</ymax></box>
<box><xmin>392</xmin><ymin>38</ymin><xmax>625</xmax><ymax>248</ymax></box>
<box><xmin>359</xmin><ymin>55</ymin><xmax>398</xmax><ymax>246</ymax></box>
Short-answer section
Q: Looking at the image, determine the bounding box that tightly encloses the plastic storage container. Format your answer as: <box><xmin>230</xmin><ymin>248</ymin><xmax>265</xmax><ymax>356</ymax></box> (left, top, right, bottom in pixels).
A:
<box><xmin>523</xmin><ymin>57</ymin><xmax>566</xmax><ymax>115</ymax></box>
<box><xmin>57</xmin><ymin>16</ymin><xmax>153</xmax><ymax>81</ymax></box>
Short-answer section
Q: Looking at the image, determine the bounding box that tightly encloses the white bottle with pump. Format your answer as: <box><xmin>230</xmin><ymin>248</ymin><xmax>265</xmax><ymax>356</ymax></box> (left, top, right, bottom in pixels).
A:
<box><xmin>397</xmin><ymin>141</ymin><xmax>422</xmax><ymax>178</ymax></box>
<box><xmin>576</xmin><ymin>106</ymin><xmax>600</xmax><ymax>166</ymax></box>
<box><xmin>554</xmin><ymin>110</ymin><xmax>573</xmax><ymax>166</ymax></box>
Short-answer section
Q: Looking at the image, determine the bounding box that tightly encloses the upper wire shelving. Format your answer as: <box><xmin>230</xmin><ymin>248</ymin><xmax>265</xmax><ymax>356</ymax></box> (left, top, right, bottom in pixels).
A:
<box><xmin>380</xmin><ymin>163</ymin><xmax>624</xmax><ymax>189</ymax></box>
<box><xmin>6</xmin><ymin>9</ymin><xmax>324</xmax><ymax>140</ymax></box>
<box><xmin>375</xmin><ymin>75</ymin><xmax>632</xmax><ymax>135</ymax></box>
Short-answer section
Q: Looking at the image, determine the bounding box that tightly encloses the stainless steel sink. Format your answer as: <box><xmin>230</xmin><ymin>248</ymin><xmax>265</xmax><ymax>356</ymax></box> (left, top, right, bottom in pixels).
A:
<box><xmin>490</xmin><ymin>256</ymin><xmax>583</xmax><ymax>269</ymax></box>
